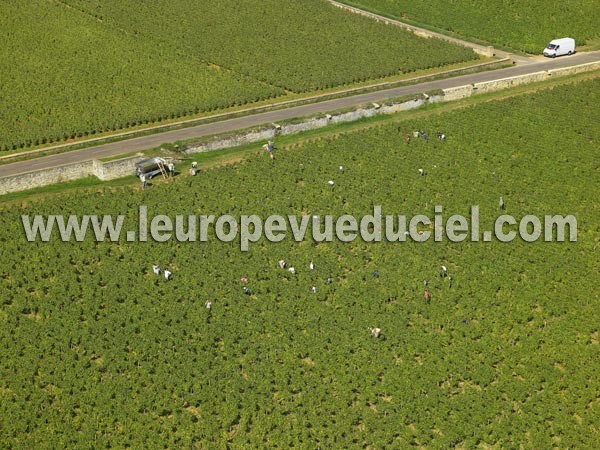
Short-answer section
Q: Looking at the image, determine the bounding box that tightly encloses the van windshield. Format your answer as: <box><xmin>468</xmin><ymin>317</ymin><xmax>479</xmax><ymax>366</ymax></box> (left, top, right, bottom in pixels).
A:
<box><xmin>546</xmin><ymin>44</ymin><xmax>557</xmax><ymax>49</ymax></box>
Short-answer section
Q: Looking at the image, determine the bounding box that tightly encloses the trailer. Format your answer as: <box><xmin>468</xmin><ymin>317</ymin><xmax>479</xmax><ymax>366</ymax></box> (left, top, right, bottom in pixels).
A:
<box><xmin>134</xmin><ymin>157</ymin><xmax>169</xmax><ymax>179</ymax></box>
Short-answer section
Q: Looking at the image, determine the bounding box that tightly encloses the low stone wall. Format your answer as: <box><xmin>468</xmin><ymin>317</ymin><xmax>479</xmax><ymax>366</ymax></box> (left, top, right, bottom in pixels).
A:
<box><xmin>547</xmin><ymin>60</ymin><xmax>600</xmax><ymax>77</ymax></box>
<box><xmin>330</xmin><ymin>107</ymin><xmax>377</xmax><ymax>124</ymax></box>
<box><xmin>94</xmin><ymin>155</ymin><xmax>146</xmax><ymax>181</ymax></box>
<box><xmin>0</xmin><ymin>160</ymin><xmax>95</xmax><ymax>195</ymax></box>
<box><xmin>473</xmin><ymin>71</ymin><xmax>548</xmax><ymax>94</ymax></box>
<box><xmin>470</xmin><ymin>60</ymin><xmax>600</xmax><ymax>96</ymax></box>
<box><xmin>186</xmin><ymin>127</ymin><xmax>275</xmax><ymax>155</ymax></box>
<box><xmin>442</xmin><ymin>85</ymin><xmax>474</xmax><ymax>101</ymax></box>
<box><xmin>281</xmin><ymin>117</ymin><xmax>330</xmax><ymax>136</ymax></box>
<box><xmin>0</xmin><ymin>154</ymin><xmax>145</xmax><ymax>195</ymax></box>
<box><xmin>380</xmin><ymin>99</ymin><xmax>417</xmax><ymax>114</ymax></box>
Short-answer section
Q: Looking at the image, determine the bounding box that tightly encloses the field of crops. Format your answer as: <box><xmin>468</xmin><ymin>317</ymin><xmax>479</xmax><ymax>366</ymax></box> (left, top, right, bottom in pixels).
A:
<box><xmin>0</xmin><ymin>0</ymin><xmax>476</xmax><ymax>152</ymax></box>
<box><xmin>344</xmin><ymin>0</ymin><xmax>600</xmax><ymax>53</ymax></box>
<box><xmin>1</xmin><ymin>78</ymin><xmax>599</xmax><ymax>448</ymax></box>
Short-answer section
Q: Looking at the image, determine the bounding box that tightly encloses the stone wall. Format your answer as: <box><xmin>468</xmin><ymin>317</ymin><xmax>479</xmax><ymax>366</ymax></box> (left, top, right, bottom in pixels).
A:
<box><xmin>473</xmin><ymin>71</ymin><xmax>548</xmax><ymax>94</ymax></box>
<box><xmin>470</xmin><ymin>60</ymin><xmax>600</xmax><ymax>96</ymax></box>
<box><xmin>441</xmin><ymin>85</ymin><xmax>474</xmax><ymax>101</ymax></box>
<box><xmin>186</xmin><ymin>127</ymin><xmax>275</xmax><ymax>155</ymax></box>
<box><xmin>94</xmin><ymin>155</ymin><xmax>146</xmax><ymax>181</ymax></box>
<box><xmin>329</xmin><ymin>107</ymin><xmax>377</xmax><ymax>124</ymax></box>
<box><xmin>0</xmin><ymin>160</ymin><xmax>95</xmax><ymax>195</ymax></box>
<box><xmin>547</xmin><ymin>60</ymin><xmax>600</xmax><ymax>77</ymax></box>
<box><xmin>0</xmin><ymin>155</ymin><xmax>145</xmax><ymax>195</ymax></box>
<box><xmin>281</xmin><ymin>117</ymin><xmax>330</xmax><ymax>136</ymax></box>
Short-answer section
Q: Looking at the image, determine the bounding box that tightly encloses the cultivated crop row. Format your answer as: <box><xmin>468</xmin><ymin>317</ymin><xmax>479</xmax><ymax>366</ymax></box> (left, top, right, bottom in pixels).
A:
<box><xmin>347</xmin><ymin>0</ymin><xmax>600</xmax><ymax>53</ymax></box>
<box><xmin>1</xmin><ymin>78</ymin><xmax>598</xmax><ymax>447</ymax></box>
<box><xmin>1</xmin><ymin>0</ymin><xmax>476</xmax><ymax>151</ymax></box>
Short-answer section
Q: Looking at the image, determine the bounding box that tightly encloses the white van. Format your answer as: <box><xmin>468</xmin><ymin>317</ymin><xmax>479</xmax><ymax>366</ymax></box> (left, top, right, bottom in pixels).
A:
<box><xmin>543</xmin><ymin>38</ymin><xmax>575</xmax><ymax>58</ymax></box>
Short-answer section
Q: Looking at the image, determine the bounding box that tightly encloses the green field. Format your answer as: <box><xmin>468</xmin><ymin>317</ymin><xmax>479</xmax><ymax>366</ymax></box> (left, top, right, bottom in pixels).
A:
<box><xmin>343</xmin><ymin>0</ymin><xmax>600</xmax><ymax>53</ymax></box>
<box><xmin>1</xmin><ymin>78</ymin><xmax>599</xmax><ymax>448</ymax></box>
<box><xmin>0</xmin><ymin>0</ymin><xmax>476</xmax><ymax>152</ymax></box>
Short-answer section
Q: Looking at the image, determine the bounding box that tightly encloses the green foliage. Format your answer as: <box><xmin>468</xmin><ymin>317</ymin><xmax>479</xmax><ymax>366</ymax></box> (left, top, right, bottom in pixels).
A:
<box><xmin>0</xmin><ymin>0</ymin><xmax>476</xmax><ymax>152</ymax></box>
<box><xmin>0</xmin><ymin>0</ymin><xmax>282</xmax><ymax>153</ymax></box>
<box><xmin>61</xmin><ymin>0</ymin><xmax>476</xmax><ymax>91</ymax></box>
<box><xmin>345</xmin><ymin>0</ymin><xmax>600</xmax><ymax>53</ymax></box>
<box><xmin>0</xmin><ymin>78</ymin><xmax>598</xmax><ymax>447</ymax></box>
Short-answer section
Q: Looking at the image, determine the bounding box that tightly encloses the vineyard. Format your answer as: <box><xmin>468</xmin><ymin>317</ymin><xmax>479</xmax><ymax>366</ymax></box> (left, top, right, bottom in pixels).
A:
<box><xmin>0</xmin><ymin>0</ymin><xmax>476</xmax><ymax>152</ymax></box>
<box><xmin>344</xmin><ymin>0</ymin><xmax>600</xmax><ymax>53</ymax></box>
<box><xmin>1</xmin><ymin>78</ymin><xmax>599</xmax><ymax>447</ymax></box>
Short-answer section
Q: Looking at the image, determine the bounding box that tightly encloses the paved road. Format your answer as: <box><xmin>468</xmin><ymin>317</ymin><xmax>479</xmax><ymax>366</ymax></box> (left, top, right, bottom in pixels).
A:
<box><xmin>1</xmin><ymin>51</ymin><xmax>599</xmax><ymax>178</ymax></box>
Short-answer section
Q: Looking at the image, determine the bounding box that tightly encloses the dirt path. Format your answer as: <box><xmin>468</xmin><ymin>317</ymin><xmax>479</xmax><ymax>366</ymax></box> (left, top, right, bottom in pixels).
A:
<box><xmin>326</xmin><ymin>0</ymin><xmax>532</xmax><ymax>64</ymax></box>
